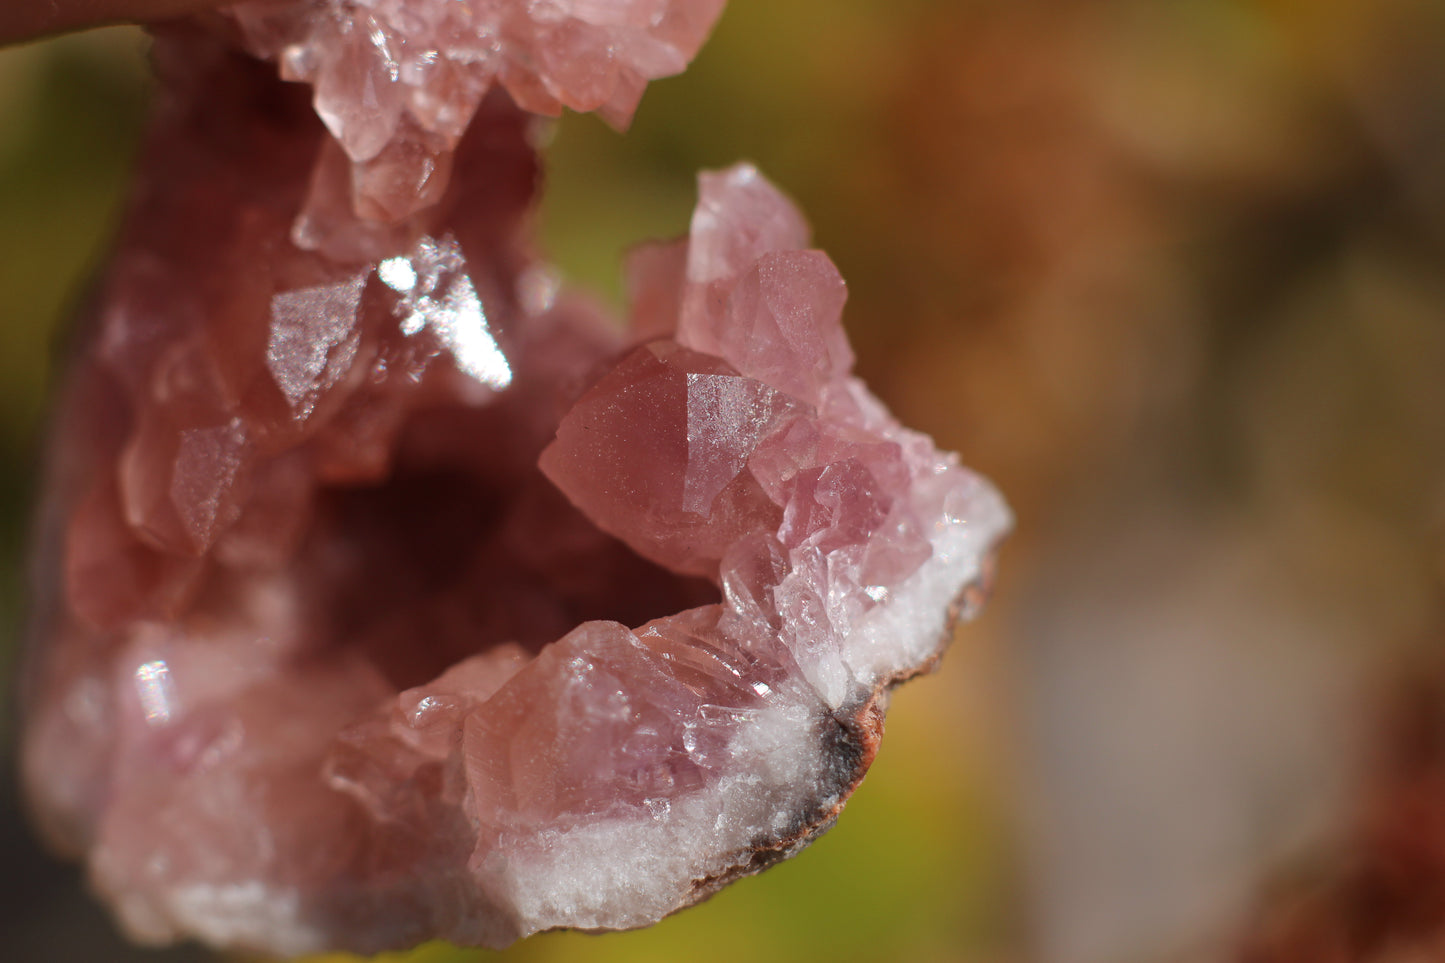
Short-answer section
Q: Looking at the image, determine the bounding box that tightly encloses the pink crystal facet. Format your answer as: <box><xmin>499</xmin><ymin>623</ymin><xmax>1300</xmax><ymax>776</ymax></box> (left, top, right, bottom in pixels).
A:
<box><xmin>20</xmin><ymin>6</ymin><xmax>1010</xmax><ymax>957</ymax></box>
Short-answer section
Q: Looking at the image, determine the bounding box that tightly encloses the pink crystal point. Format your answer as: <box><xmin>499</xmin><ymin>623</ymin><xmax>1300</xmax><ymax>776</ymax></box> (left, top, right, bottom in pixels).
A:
<box><xmin>19</xmin><ymin>7</ymin><xmax>1010</xmax><ymax>958</ymax></box>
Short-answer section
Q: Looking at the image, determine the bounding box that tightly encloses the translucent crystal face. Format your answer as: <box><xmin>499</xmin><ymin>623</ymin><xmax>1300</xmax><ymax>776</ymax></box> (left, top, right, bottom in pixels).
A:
<box><xmin>19</xmin><ymin>10</ymin><xmax>1009</xmax><ymax>959</ymax></box>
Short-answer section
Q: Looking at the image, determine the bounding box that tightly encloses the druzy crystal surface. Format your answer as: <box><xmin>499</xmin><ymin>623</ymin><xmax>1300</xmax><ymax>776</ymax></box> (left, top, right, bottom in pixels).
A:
<box><xmin>20</xmin><ymin>3</ymin><xmax>1010</xmax><ymax>956</ymax></box>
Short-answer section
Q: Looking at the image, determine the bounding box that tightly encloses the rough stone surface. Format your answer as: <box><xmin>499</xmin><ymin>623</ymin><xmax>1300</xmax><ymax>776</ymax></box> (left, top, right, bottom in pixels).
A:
<box><xmin>20</xmin><ymin>7</ymin><xmax>1010</xmax><ymax>957</ymax></box>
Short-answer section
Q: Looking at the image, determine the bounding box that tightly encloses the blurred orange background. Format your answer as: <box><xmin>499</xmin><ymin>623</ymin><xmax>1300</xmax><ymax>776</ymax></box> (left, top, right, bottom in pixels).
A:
<box><xmin>3</xmin><ymin>1</ymin><xmax>1444</xmax><ymax>961</ymax></box>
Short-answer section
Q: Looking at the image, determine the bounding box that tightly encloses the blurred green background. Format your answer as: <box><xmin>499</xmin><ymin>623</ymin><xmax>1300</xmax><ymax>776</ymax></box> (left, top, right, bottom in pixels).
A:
<box><xmin>3</xmin><ymin>1</ymin><xmax>1445</xmax><ymax>961</ymax></box>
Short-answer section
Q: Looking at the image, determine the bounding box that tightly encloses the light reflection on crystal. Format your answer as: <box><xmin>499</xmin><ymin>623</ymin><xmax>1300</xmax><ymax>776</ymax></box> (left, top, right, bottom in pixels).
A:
<box><xmin>367</xmin><ymin>19</ymin><xmax>400</xmax><ymax>81</ymax></box>
<box><xmin>431</xmin><ymin>274</ymin><xmax>512</xmax><ymax>388</ymax></box>
<box><xmin>135</xmin><ymin>660</ymin><xmax>176</xmax><ymax>726</ymax></box>
<box><xmin>389</xmin><ymin>235</ymin><xmax>513</xmax><ymax>389</ymax></box>
<box><xmin>267</xmin><ymin>276</ymin><xmax>366</xmax><ymax>418</ymax></box>
<box><xmin>378</xmin><ymin>257</ymin><xmax>418</xmax><ymax>293</ymax></box>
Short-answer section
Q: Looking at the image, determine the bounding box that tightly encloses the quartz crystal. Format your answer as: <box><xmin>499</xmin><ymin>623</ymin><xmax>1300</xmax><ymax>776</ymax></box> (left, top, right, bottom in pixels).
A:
<box><xmin>20</xmin><ymin>3</ymin><xmax>1010</xmax><ymax>956</ymax></box>
<box><xmin>227</xmin><ymin>0</ymin><xmax>725</xmax><ymax>251</ymax></box>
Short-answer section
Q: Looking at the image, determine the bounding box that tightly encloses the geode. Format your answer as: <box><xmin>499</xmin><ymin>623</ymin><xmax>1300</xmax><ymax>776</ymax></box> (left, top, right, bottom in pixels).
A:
<box><xmin>19</xmin><ymin>1</ymin><xmax>1010</xmax><ymax>955</ymax></box>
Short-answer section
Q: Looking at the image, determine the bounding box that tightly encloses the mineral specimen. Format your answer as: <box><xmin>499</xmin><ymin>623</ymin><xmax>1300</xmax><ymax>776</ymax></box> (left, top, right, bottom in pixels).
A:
<box><xmin>20</xmin><ymin>2</ymin><xmax>1010</xmax><ymax>955</ymax></box>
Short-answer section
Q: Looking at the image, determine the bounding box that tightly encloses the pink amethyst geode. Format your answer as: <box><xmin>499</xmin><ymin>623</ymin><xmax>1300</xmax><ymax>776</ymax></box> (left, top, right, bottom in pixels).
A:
<box><xmin>19</xmin><ymin>4</ymin><xmax>1010</xmax><ymax>956</ymax></box>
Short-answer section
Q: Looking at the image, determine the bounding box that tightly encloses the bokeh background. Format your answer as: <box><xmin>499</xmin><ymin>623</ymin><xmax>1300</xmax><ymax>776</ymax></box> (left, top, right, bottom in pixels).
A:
<box><xmin>4</xmin><ymin>0</ymin><xmax>1445</xmax><ymax>961</ymax></box>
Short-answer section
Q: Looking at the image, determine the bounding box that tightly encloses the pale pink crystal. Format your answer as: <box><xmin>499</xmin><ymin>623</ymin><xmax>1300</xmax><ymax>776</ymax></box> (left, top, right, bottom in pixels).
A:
<box><xmin>20</xmin><ymin>9</ymin><xmax>1009</xmax><ymax>958</ymax></box>
<box><xmin>227</xmin><ymin>0</ymin><xmax>725</xmax><ymax>247</ymax></box>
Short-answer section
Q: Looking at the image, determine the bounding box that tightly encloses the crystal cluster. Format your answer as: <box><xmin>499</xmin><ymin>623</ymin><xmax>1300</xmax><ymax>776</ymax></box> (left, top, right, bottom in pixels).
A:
<box><xmin>226</xmin><ymin>0</ymin><xmax>724</xmax><ymax>254</ymax></box>
<box><xmin>20</xmin><ymin>4</ymin><xmax>1009</xmax><ymax>956</ymax></box>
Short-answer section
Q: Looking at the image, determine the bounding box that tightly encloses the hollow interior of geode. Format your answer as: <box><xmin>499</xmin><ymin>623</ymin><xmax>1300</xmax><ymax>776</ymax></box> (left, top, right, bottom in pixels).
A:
<box><xmin>287</xmin><ymin>402</ymin><xmax>719</xmax><ymax>693</ymax></box>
